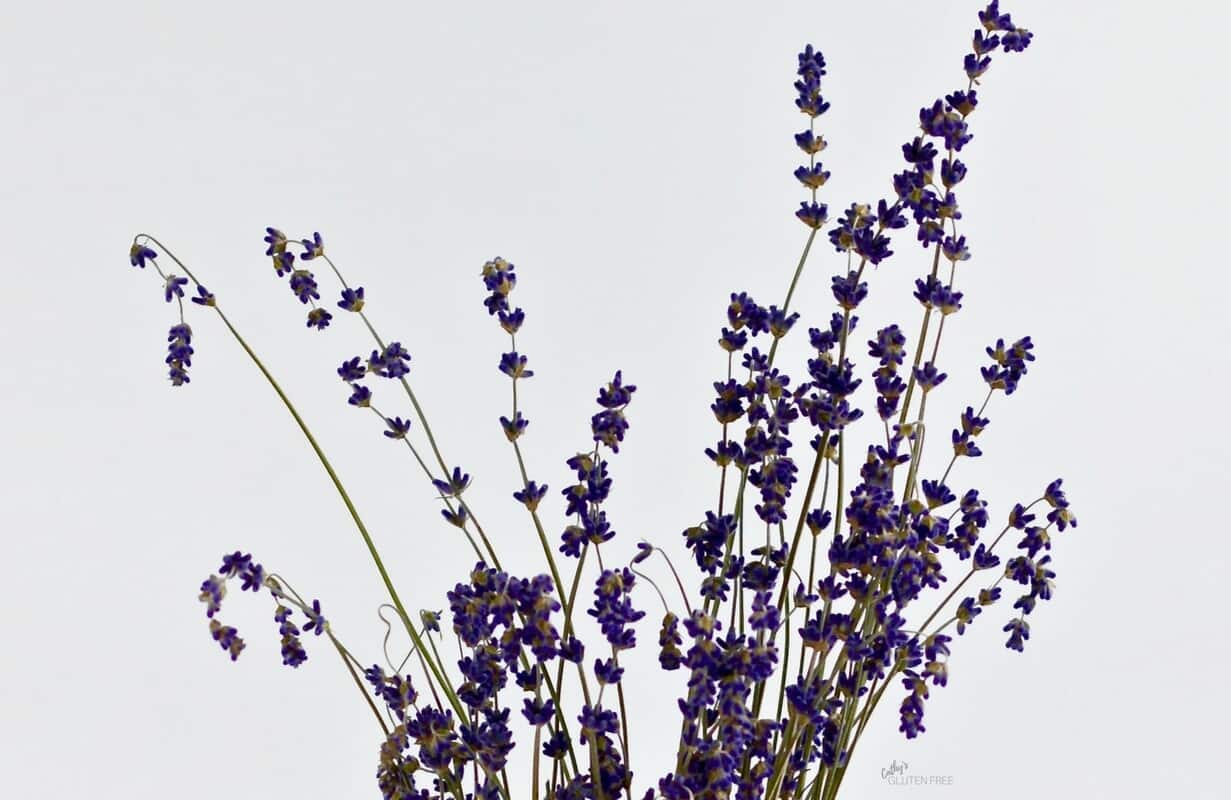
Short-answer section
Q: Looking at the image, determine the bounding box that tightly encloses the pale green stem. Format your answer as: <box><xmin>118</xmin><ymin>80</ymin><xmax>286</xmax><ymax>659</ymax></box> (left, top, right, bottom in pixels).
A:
<box><xmin>134</xmin><ymin>236</ymin><xmax>492</xmax><ymax>794</ymax></box>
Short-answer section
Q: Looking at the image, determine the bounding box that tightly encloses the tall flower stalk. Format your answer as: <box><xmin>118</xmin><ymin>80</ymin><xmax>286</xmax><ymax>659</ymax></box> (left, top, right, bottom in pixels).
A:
<box><xmin>127</xmin><ymin>5</ymin><xmax>1077</xmax><ymax>799</ymax></box>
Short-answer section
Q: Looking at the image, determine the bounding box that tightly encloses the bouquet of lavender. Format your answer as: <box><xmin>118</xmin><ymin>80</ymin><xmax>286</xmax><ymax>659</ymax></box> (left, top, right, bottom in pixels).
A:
<box><xmin>127</xmin><ymin>4</ymin><xmax>1077</xmax><ymax>799</ymax></box>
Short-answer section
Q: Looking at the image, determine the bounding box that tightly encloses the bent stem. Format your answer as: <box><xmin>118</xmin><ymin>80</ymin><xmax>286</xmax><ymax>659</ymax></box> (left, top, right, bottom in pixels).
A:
<box><xmin>135</xmin><ymin>235</ymin><xmax>470</xmax><ymax>731</ymax></box>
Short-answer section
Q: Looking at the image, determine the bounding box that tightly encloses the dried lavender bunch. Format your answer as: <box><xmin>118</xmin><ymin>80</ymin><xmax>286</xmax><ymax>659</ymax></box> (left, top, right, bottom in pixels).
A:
<box><xmin>126</xmin><ymin>4</ymin><xmax>1076</xmax><ymax>799</ymax></box>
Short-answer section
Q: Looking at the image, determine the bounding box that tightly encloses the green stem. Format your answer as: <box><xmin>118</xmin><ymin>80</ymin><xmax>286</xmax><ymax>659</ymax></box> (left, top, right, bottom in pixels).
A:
<box><xmin>896</xmin><ymin>243</ymin><xmax>943</xmax><ymax>427</ymax></box>
<box><xmin>136</xmin><ymin>236</ymin><xmax>486</xmax><ymax>787</ymax></box>
<box><xmin>331</xmin><ymin>634</ymin><xmax>390</xmax><ymax>735</ymax></box>
<box><xmin>322</xmin><ymin>255</ymin><xmax>503</xmax><ymax>569</ymax></box>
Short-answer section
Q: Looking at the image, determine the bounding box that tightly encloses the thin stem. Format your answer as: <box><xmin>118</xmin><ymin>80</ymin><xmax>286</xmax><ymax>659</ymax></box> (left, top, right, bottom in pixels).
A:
<box><xmin>331</xmin><ymin>634</ymin><xmax>390</xmax><ymax>736</ymax></box>
<box><xmin>321</xmin><ymin>254</ymin><xmax>503</xmax><ymax>568</ymax></box>
<box><xmin>896</xmin><ymin>243</ymin><xmax>943</xmax><ymax>427</ymax></box>
<box><xmin>136</xmin><ymin>236</ymin><xmax>471</xmax><ymax>742</ymax></box>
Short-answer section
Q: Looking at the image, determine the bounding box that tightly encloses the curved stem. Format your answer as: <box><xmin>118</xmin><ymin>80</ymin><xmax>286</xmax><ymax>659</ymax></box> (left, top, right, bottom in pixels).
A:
<box><xmin>331</xmin><ymin>634</ymin><xmax>390</xmax><ymax>736</ymax></box>
<box><xmin>135</xmin><ymin>235</ymin><xmax>470</xmax><ymax>732</ymax></box>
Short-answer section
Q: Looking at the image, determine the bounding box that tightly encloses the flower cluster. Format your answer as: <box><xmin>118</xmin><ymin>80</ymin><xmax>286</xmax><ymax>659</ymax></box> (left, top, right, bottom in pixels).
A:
<box><xmin>130</xmin><ymin>241</ymin><xmax>205</xmax><ymax>386</ymax></box>
<box><xmin>560</xmin><ymin>451</ymin><xmax>614</xmax><ymax>558</ymax></box>
<box><xmin>707</xmin><ymin>291</ymin><xmax>806</xmax><ymax>533</ymax></box>
<box><xmin>793</xmin><ymin>44</ymin><xmax>830</xmax><ymax>230</ymax></box>
<box><xmin>166</xmin><ymin>323</ymin><xmax>193</xmax><ymax>386</ymax></box>
<box><xmin>445</xmin><ymin>565</ymin><xmax>569</xmax><ymax>787</ymax></box>
<box><xmin>589</xmin><ymin>568</ymin><xmax>644</xmax><ymax>652</ymax></box>
<box><xmin>335</xmin><ymin>342</ymin><xmax>414</xmax><ymax>425</ymax></box>
<box><xmin>996</xmin><ymin>479</ymin><xmax>1076</xmax><ymax>650</ymax></box>
<box><xmin>556</xmin><ymin>373</ymin><xmax>635</xmax><ymax>562</ymax></box>
<box><xmin>664</xmin><ymin>2</ymin><xmax>1066</xmax><ymax>791</ymax></box>
<box><xmin>263</xmin><ymin>227</ymin><xmax>337</xmax><ymax>330</ymax></box>
<box><xmin>479</xmin><ymin>257</ymin><xmax>533</xmax><ymax>445</ymax></box>
<box><xmin>197</xmin><ymin>552</ymin><xmax>319</xmax><ymax>667</ymax></box>
<box><xmin>592</xmin><ymin>371</ymin><xmax>637</xmax><ymax>453</ymax></box>
<box><xmin>981</xmin><ymin>335</ymin><xmax>1034</xmax><ymax>394</ymax></box>
<box><xmin>364</xmin><ymin>665</ymin><xmax>420</xmax><ymax>798</ymax></box>
<box><xmin>868</xmin><ymin>324</ymin><xmax>907</xmax><ymax>420</ymax></box>
<box><xmin>659</xmin><ymin>607</ymin><xmax>781</xmax><ymax>800</ymax></box>
<box><xmin>131</xmin><ymin>6</ymin><xmax>1079</xmax><ymax>800</ymax></box>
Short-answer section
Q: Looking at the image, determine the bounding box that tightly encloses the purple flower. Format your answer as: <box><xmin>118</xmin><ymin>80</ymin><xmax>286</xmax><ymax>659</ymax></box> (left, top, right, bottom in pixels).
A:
<box><xmin>831</xmin><ymin>273</ymin><xmax>868</xmax><ymax>310</ymax></box>
<box><xmin>941</xmin><ymin>235</ymin><xmax>971</xmax><ymax>263</ymax></box>
<box><xmin>719</xmin><ymin>327</ymin><xmax>748</xmax><ymax>352</ymax></box>
<box><xmin>589</xmin><ymin>568</ymin><xmax>644</xmax><ymax>650</ymax></box>
<box><xmin>794</xmin><ymin>45</ymin><xmax>830</xmax><ymax>118</ymax></box>
<box><xmin>209</xmin><ymin>620</ymin><xmax>245</xmax><ymax>661</ymax></box>
<box><xmin>199</xmin><ymin>575</ymin><xmax>225</xmax><ymax>617</ymax></box>
<box><xmin>592</xmin><ymin>409</ymin><xmax>631</xmax><ymax>452</ymax></box>
<box><xmin>338</xmin><ymin>357</ymin><xmax>366</xmax><ymax>382</ymax></box>
<box><xmin>794</xmin><ymin>163</ymin><xmax>830</xmax><ymax>190</ymax></box>
<box><xmin>972</xmin><ymin>29</ymin><xmax>1000</xmax><ymax>57</ymax></box>
<box><xmin>982</xmin><ymin>336</ymin><xmax>1035</xmax><ymax>394</ymax></box>
<box><xmin>275</xmin><ymin>605</ymin><xmax>308</xmax><ymax>667</ymax></box>
<box><xmin>658</xmin><ymin>613</ymin><xmax>683</xmax><ymax>670</ymax></box>
<box><xmin>964</xmin><ymin>53</ymin><xmax>992</xmax><ymax>82</ymax></box>
<box><xmin>288</xmin><ymin>270</ymin><xmax>320</xmax><ymax>304</ymax></box>
<box><xmin>432</xmin><ymin>467</ymin><xmax>471</xmax><ymax>498</ymax></box>
<box><xmin>480</xmin><ymin>257</ymin><xmax>517</xmax><ymax>316</ymax></box>
<box><xmin>794</xmin><ymin>129</ymin><xmax>827</xmax><ymax>155</ymax></box>
<box><xmin>922</xmin><ymin>479</ymin><xmax>957</xmax><ymax>509</ymax></box>
<box><xmin>190</xmin><ymin>285</ymin><xmax>216</xmax><ymax>307</ymax></box>
<box><xmin>379</xmin><ymin>342</ymin><xmax>411</xmax><ymax>379</ymax></box>
<box><xmin>499</xmin><ymin>351</ymin><xmax>533</xmax><ymax>379</ymax></box>
<box><xmin>338</xmin><ymin>286</ymin><xmax>365</xmax><ymax>312</ymax></box>
<box><xmin>500</xmin><ymin>412</ymin><xmax>528</xmax><ymax>441</ymax></box>
<box><xmin>796</xmin><ymin>201</ymin><xmax>829</xmax><ymax>229</ymax></box>
<box><xmin>768</xmin><ymin>307</ymin><xmax>801</xmax><ymax>339</ymax></box>
<box><xmin>902</xmin><ymin>137</ymin><xmax>938</xmax><ymax>165</ymax></box>
<box><xmin>302</xmin><ymin>599</ymin><xmax>327</xmax><ymax>636</ymax></box>
<box><xmin>129</xmin><ymin>243</ymin><xmax>157</xmax><ymax>268</ymax></box>
<box><xmin>1001</xmin><ymin>27</ymin><xmax>1033</xmax><ymax>53</ymax></box>
<box><xmin>219</xmin><ymin>551</ymin><xmax>252</xmax><ymax>577</ymax></box>
<box><xmin>593</xmin><ymin>657</ymin><xmax>624</xmax><ymax>686</ymax></box>
<box><xmin>348</xmin><ymin>384</ymin><xmax>372</xmax><ymax>407</ymax></box>
<box><xmin>913</xmin><ymin>362</ymin><xmax>947</xmax><ymax>392</ymax></box>
<box><xmin>869</xmin><ymin>325</ymin><xmax>907</xmax><ymax>366</ymax></box>
<box><xmin>239</xmin><ymin>563</ymin><xmax>265</xmax><ymax>592</ymax></box>
<box><xmin>952</xmin><ymin>428</ymin><xmax>983</xmax><ymax>458</ymax></box>
<box><xmin>597</xmin><ymin>370</ymin><xmax>637</xmax><ymax>409</ymax></box>
<box><xmin>979</xmin><ymin>1</ymin><xmax>1014</xmax><ymax>32</ymax></box>
<box><xmin>163</xmin><ymin>274</ymin><xmax>188</xmax><ymax>303</ymax></box>
<box><xmin>1048</xmin><ymin>505</ymin><xmax>1078</xmax><ymax>532</ymax></box>
<box><xmin>300</xmin><ymin>232</ymin><xmax>325</xmax><ymax>260</ymax></box>
<box><xmin>166</xmin><ymin>323</ymin><xmax>193</xmax><ymax>386</ymax></box>
<box><xmin>955</xmin><ymin>597</ymin><xmax>982</xmax><ymax>634</ymax></box>
<box><xmin>263</xmin><ymin>227</ymin><xmax>288</xmax><ymax>256</ymax></box>
<box><xmin>578</xmin><ymin>704</ymin><xmax>620</xmax><ymax>737</ymax></box>
<box><xmin>973</xmin><ymin>544</ymin><xmax>1000</xmax><ymax>570</ymax></box>
<box><xmin>961</xmin><ymin>406</ymin><xmax>990</xmax><ymax>436</ymax></box>
<box><xmin>559</xmin><ymin>636</ymin><xmax>584</xmax><ymax>664</ymax></box>
<box><xmin>1003</xmin><ymin>617</ymin><xmax>1030</xmax><ymax>651</ymax></box>
<box><xmin>522</xmin><ymin>697</ymin><xmax>555</xmax><ymax>726</ymax></box>
<box><xmin>498</xmin><ymin>308</ymin><xmax>525</xmax><ymax>335</ymax></box>
<box><xmin>942</xmin><ymin>158</ymin><xmax>968</xmax><ymax>187</ymax></box>
<box><xmin>513</xmin><ymin>481</ymin><xmax>549</xmax><ymax>511</ymax></box>
<box><xmin>383</xmin><ymin>416</ymin><xmax>411</xmax><ymax>439</ymax></box>
<box><xmin>442</xmin><ymin>506</ymin><xmax>469</xmax><ymax>528</ymax></box>
<box><xmin>273</xmin><ymin>252</ymin><xmax>295</xmax><ymax>277</ymax></box>
<box><xmin>306</xmin><ymin>308</ymin><xmax>332</xmax><ymax>330</ymax></box>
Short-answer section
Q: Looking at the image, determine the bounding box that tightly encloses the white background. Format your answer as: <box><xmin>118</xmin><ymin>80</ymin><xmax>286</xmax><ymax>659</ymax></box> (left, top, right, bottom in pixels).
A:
<box><xmin>3</xmin><ymin>1</ymin><xmax>1229</xmax><ymax>798</ymax></box>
